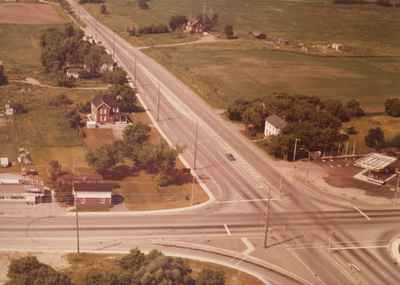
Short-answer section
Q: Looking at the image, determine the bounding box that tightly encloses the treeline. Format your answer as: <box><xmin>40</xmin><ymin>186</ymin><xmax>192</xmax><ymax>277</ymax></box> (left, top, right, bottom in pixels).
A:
<box><xmin>79</xmin><ymin>0</ymin><xmax>105</xmax><ymax>4</ymax></box>
<box><xmin>5</xmin><ymin>249</ymin><xmax>226</xmax><ymax>285</ymax></box>
<box><xmin>334</xmin><ymin>0</ymin><xmax>400</xmax><ymax>7</ymax></box>
<box><xmin>227</xmin><ymin>93</ymin><xmax>365</xmax><ymax>160</ymax></box>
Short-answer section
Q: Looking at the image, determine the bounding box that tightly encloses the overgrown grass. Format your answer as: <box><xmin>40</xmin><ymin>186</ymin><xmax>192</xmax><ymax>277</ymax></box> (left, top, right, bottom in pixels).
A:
<box><xmin>83</xmin><ymin>0</ymin><xmax>400</xmax><ymax>54</ymax></box>
<box><xmin>344</xmin><ymin>115</ymin><xmax>400</xmax><ymax>153</ymax></box>
<box><xmin>145</xmin><ymin>40</ymin><xmax>400</xmax><ymax>110</ymax></box>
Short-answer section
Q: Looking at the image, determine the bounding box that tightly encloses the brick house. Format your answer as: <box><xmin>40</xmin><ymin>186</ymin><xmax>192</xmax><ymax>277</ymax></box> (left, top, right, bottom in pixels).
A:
<box><xmin>91</xmin><ymin>94</ymin><xmax>126</xmax><ymax>124</ymax></box>
<box><xmin>73</xmin><ymin>182</ymin><xmax>113</xmax><ymax>208</ymax></box>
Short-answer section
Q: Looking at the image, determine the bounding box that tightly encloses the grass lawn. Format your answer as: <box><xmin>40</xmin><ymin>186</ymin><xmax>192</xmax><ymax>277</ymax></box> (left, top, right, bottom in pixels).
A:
<box><xmin>145</xmin><ymin>40</ymin><xmax>400</xmax><ymax>111</ymax></box>
<box><xmin>65</xmin><ymin>253</ymin><xmax>263</xmax><ymax>285</ymax></box>
<box><xmin>83</xmin><ymin>0</ymin><xmax>400</xmax><ymax>54</ymax></box>
<box><xmin>0</xmin><ymin>83</ymin><xmax>100</xmax><ymax>181</ymax></box>
<box><xmin>344</xmin><ymin>115</ymin><xmax>400</xmax><ymax>154</ymax></box>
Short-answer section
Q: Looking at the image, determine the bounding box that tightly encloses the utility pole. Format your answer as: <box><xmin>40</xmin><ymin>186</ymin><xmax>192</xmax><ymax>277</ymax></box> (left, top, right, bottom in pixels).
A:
<box><xmin>193</xmin><ymin>121</ymin><xmax>199</xmax><ymax>170</ymax></box>
<box><xmin>134</xmin><ymin>54</ymin><xmax>137</xmax><ymax>87</ymax></box>
<box><xmin>395</xmin><ymin>169</ymin><xmax>400</xmax><ymax>203</ymax></box>
<box><xmin>293</xmin><ymin>138</ymin><xmax>299</xmax><ymax>161</ymax></box>
<box><xmin>74</xmin><ymin>190</ymin><xmax>80</xmax><ymax>254</ymax></box>
<box><xmin>156</xmin><ymin>84</ymin><xmax>161</xmax><ymax>121</ymax></box>
<box><xmin>191</xmin><ymin>170</ymin><xmax>195</xmax><ymax>206</ymax></box>
<box><xmin>264</xmin><ymin>188</ymin><xmax>272</xmax><ymax>248</ymax></box>
<box><xmin>72</xmin><ymin>158</ymin><xmax>80</xmax><ymax>254</ymax></box>
<box><xmin>328</xmin><ymin>231</ymin><xmax>335</xmax><ymax>251</ymax></box>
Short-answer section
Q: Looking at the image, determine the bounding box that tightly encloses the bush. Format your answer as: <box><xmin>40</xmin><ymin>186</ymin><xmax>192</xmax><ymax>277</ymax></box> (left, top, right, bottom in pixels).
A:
<box><xmin>224</xmin><ymin>25</ymin><xmax>234</xmax><ymax>39</ymax></box>
<box><xmin>385</xmin><ymin>98</ymin><xmax>400</xmax><ymax>117</ymax></box>
<box><xmin>196</xmin><ymin>269</ymin><xmax>225</xmax><ymax>285</ymax></box>
<box><xmin>137</xmin><ymin>0</ymin><xmax>149</xmax><ymax>9</ymax></box>
<box><xmin>169</xmin><ymin>15</ymin><xmax>187</xmax><ymax>31</ymax></box>
<box><xmin>365</xmin><ymin>127</ymin><xmax>386</xmax><ymax>150</ymax></box>
<box><xmin>102</xmin><ymin>67</ymin><xmax>128</xmax><ymax>85</ymax></box>
<box><xmin>138</xmin><ymin>24</ymin><xmax>170</xmax><ymax>35</ymax></box>
<box><xmin>57</xmin><ymin>74</ymin><xmax>76</xmax><ymax>88</ymax></box>
<box><xmin>0</xmin><ymin>63</ymin><xmax>8</xmax><ymax>86</ymax></box>
<box><xmin>11</xmin><ymin>103</ymin><xmax>27</xmax><ymax>114</ymax></box>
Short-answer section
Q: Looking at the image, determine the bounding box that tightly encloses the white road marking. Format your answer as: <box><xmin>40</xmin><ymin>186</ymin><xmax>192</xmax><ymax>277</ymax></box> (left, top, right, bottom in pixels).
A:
<box><xmin>216</xmin><ymin>198</ymin><xmax>280</xmax><ymax>204</ymax></box>
<box><xmin>224</xmin><ymin>224</ymin><xmax>231</xmax><ymax>236</ymax></box>
<box><xmin>352</xmin><ymin>205</ymin><xmax>370</xmax><ymax>221</ymax></box>
<box><xmin>330</xmin><ymin>245</ymin><xmax>388</xmax><ymax>251</ymax></box>
<box><xmin>241</xmin><ymin>237</ymin><xmax>255</xmax><ymax>255</ymax></box>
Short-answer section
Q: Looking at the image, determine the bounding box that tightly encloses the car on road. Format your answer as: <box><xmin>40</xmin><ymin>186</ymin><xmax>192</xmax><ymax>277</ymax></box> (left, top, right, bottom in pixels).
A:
<box><xmin>225</xmin><ymin>153</ymin><xmax>236</xmax><ymax>161</ymax></box>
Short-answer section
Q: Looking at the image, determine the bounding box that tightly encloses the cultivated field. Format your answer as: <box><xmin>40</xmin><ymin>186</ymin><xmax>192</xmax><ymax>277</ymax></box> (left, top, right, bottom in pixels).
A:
<box><xmin>145</xmin><ymin>41</ymin><xmax>400</xmax><ymax>111</ymax></box>
<box><xmin>84</xmin><ymin>0</ymin><xmax>400</xmax><ymax>54</ymax></box>
<box><xmin>0</xmin><ymin>3</ymin><xmax>67</xmax><ymax>25</ymax></box>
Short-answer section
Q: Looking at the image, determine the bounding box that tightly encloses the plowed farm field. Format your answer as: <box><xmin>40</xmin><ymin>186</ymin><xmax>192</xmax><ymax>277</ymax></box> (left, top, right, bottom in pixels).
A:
<box><xmin>0</xmin><ymin>3</ymin><xmax>66</xmax><ymax>24</ymax></box>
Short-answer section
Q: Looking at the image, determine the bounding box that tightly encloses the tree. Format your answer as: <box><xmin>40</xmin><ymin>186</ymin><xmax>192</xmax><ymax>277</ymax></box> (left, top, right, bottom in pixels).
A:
<box><xmin>365</xmin><ymin>127</ymin><xmax>385</xmax><ymax>150</ymax></box>
<box><xmin>196</xmin><ymin>269</ymin><xmax>225</xmax><ymax>285</ymax></box>
<box><xmin>384</xmin><ymin>98</ymin><xmax>400</xmax><ymax>117</ymax></box>
<box><xmin>389</xmin><ymin>133</ymin><xmax>400</xmax><ymax>148</ymax></box>
<box><xmin>0</xmin><ymin>62</ymin><xmax>8</xmax><ymax>85</ymax></box>
<box><xmin>137</xmin><ymin>0</ymin><xmax>149</xmax><ymax>9</ymax></box>
<box><xmin>109</xmin><ymin>84</ymin><xmax>139</xmax><ymax>113</ymax></box>
<box><xmin>345</xmin><ymin>99</ymin><xmax>365</xmax><ymax>117</ymax></box>
<box><xmin>102</xmin><ymin>67</ymin><xmax>128</xmax><ymax>85</ymax></box>
<box><xmin>84</xmin><ymin>46</ymin><xmax>104</xmax><ymax>77</ymax></box>
<box><xmin>85</xmin><ymin>271</ymin><xmax>119</xmax><ymax>285</ymax></box>
<box><xmin>226</xmin><ymin>99</ymin><xmax>251</xmax><ymax>121</ymax></box>
<box><xmin>123</xmin><ymin>122</ymin><xmax>151</xmax><ymax>146</ymax></box>
<box><xmin>241</xmin><ymin>103</ymin><xmax>267</xmax><ymax>130</ymax></box>
<box><xmin>10</xmin><ymin>103</ymin><xmax>27</xmax><ymax>114</ymax></box>
<box><xmin>224</xmin><ymin>25</ymin><xmax>234</xmax><ymax>39</ymax></box>
<box><xmin>86</xmin><ymin>145</ymin><xmax>121</xmax><ymax>172</ymax></box>
<box><xmin>48</xmin><ymin>160</ymin><xmax>62</xmax><ymax>184</ymax></box>
<box><xmin>100</xmin><ymin>4</ymin><xmax>107</xmax><ymax>14</ymax></box>
<box><xmin>119</xmin><ymin>248</ymin><xmax>146</xmax><ymax>272</ymax></box>
<box><xmin>65</xmin><ymin>109</ymin><xmax>82</xmax><ymax>130</ymax></box>
<box><xmin>169</xmin><ymin>15</ymin><xmax>187</xmax><ymax>31</ymax></box>
<box><xmin>7</xmin><ymin>256</ymin><xmax>44</xmax><ymax>281</ymax></box>
<box><xmin>134</xmin><ymin>255</ymin><xmax>193</xmax><ymax>285</ymax></box>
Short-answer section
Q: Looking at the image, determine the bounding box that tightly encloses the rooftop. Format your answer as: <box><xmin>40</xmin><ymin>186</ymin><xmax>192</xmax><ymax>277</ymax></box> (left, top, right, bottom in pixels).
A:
<box><xmin>73</xmin><ymin>182</ymin><xmax>113</xmax><ymax>192</ymax></box>
<box><xmin>92</xmin><ymin>94</ymin><xmax>117</xmax><ymax>108</ymax></box>
<box><xmin>354</xmin><ymin>153</ymin><xmax>397</xmax><ymax>171</ymax></box>
<box><xmin>265</xmin><ymin>114</ymin><xmax>287</xmax><ymax>130</ymax></box>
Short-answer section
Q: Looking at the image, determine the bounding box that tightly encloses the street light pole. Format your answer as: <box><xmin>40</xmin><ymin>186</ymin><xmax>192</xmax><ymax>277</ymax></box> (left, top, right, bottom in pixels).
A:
<box><xmin>264</xmin><ymin>188</ymin><xmax>272</xmax><ymax>248</ymax></box>
<box><xmin>395</xmin><ymin>169</ymin><xmax>400</xmax><ymax>203</ymax></box>
<box><xmin>191</xmin><ymin>171</ymin><xmax>195</xmax><ymax>206</ymax></box>
<box><xmin>293</xmin><ymin>138</ymin><xmax>299</xmax><ymax>161</ymax></box>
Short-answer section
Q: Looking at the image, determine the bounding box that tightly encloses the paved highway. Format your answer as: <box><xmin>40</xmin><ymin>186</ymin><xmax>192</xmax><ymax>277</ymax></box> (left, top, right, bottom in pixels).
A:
<box><xmin>1</xmin><ymin>1</ymin><xmax>399</xmax><ymax>284</ymax></box>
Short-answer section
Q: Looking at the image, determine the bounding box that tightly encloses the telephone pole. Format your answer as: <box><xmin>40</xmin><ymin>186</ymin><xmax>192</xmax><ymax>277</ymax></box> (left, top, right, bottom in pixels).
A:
<box><xmin>193</xmin><ymin>122</ymin><xmax>199</xmax><ymax>170</ymax></box>
<box><xmin>293</xmin><ymin>138</ymin><xmax>299</xmax><ymax>161</ymax></box>
<box><xmin>156</xmin><ymin>84</ymin><xmax>161</xmax><ymax>121</ymax></box>
<box><xmin>264</xmin><ymin>188</ymin><xmax>272</xmax><ymax>248</ymax></box>
<box><xmin>134</xmin><ymin>54</ymin><xmax>137</xmax><ymax>87</ymax></box>
<box><xmin>72</xmin><ymin>158</ymin><xmax>80</xmax><ymax>254</ymax></box>
<box><xmin>395</xmin><ymin>169</ymin><xmax>400</xmax><ymax>203</ymax></box>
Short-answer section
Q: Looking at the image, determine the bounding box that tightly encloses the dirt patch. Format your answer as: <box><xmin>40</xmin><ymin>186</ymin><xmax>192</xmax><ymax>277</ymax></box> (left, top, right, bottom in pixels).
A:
<box><xmin>0</xmin><ymin>3</ymin><xmax>66</xmax><ymax>25</ymax></box>
<box><xmin>83</xmin><ymin>128</ymin><xmax>116</xmax><ymax>151</ymax></box>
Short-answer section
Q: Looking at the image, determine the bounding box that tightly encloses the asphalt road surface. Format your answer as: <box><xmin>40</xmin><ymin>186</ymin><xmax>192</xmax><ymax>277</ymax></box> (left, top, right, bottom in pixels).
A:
<box><xmin>1</xmin><ymin>1</ymin><xmax>399</xmax><ymax>284</ymax></box>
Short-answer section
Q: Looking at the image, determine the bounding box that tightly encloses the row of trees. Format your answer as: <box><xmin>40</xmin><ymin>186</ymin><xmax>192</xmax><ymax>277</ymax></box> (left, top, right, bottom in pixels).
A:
<box><xmin>227</xmin><ymin>94</ymin><xmax>365</xmax><ymax>160</ymax></box>
<box><xmin>86</xmin><ymin>121</ymin><xmax>182</xmax><ymax>186</ymax></box>
<box><xmin>334</xmin><ymin>0</ymin><xmax>400</xmax><ymax>7</ymax></box>
<box><xmin>6</xmin><ymin>250</ymin><xmax>225</xmax><ymax>285</ymax></box>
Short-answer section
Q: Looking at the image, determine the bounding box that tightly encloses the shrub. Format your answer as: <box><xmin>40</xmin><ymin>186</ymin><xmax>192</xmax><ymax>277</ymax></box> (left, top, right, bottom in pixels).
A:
<box><xmin>169</xmin><ymin>15</ymin><xmax>187</xmax><ymax>31</ymax></box>
<box><xmin>385</xmin><ymin>98</ymin><xmax>400</xmax><ymax>117</ymax></box>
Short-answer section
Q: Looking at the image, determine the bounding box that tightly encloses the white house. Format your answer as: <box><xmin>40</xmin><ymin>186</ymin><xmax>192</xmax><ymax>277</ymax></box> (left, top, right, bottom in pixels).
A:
<box><xmin>0</xmin><ymin>157</ymin><xmax>9</xmax><ymax>168</ymax></box>
<box><xmin>264</xmin><ymin>114</ymin><xmax>287</xmax><ymax>137</ymax></box>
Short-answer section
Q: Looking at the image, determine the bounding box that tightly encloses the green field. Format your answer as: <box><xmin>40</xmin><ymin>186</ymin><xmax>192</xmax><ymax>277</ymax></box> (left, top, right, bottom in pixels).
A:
<box><xmin>145</xmin><ymin>40</ymin><xmax>400</xmax><ymax>110</ymax></box>
<box><xmin>84</xmin><ymin>0</ymin><xmax>400</xmax><ymax>53</ymax></box>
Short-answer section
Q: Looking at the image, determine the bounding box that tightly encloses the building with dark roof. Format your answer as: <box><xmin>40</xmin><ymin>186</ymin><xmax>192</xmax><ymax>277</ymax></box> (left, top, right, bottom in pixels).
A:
<box><xmin>91</xmin><ymin>94</ymin><xmax>124</xmax><ymax>124</ymax></box>
<box><xmin>73</xmin><ymin>182</ymin><xmax>113</xmax><ymax>208</ymax></box>
<box><xmin>264</xmin><ymin>114</ymin><xmax>287</xmax><ymax>137</ymax></box>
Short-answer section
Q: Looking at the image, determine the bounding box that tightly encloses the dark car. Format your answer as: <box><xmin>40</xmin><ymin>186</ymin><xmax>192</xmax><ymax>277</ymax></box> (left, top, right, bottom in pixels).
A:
<box><xmin>225</xmin><ymin>153</ymin><xmax>236</xmax><ymax>161</ymax></box>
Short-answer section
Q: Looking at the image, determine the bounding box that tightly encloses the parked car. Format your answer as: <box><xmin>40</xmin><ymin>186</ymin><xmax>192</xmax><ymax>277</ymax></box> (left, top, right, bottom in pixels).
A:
<box><xmin>225</xmin><ymin>153</ymin><xmax>236</xmax><ymax>161</ymax></box>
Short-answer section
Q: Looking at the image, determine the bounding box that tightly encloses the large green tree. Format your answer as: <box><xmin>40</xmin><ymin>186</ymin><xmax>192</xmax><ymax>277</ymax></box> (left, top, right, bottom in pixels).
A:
<box><xmin>365</xmin><ymin>127</ymin><xmax>385</xmax><ymax>150</ymax></box>
<box><xmin>86</xmin><ymin>145</ymin><xmax>121</xmax><ymax>172</ymax></box>
<box><xmin>385</xmin><ymin>98</ymin><xmax>400</xmax><ymax>117</ymax></box>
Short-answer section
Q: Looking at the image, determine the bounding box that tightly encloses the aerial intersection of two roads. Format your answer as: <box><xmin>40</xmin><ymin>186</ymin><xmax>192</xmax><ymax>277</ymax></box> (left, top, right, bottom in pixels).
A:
<box><xmin>1</xmin><ymin>1</ymin><xmax>400</xmax><ymax>284</ymax></box>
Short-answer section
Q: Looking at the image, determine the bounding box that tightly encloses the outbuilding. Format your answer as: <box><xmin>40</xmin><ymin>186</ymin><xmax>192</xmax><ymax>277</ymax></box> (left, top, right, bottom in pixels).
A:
<box><xmin>73</xmin><ymin>182</ymin><xmax>113</xmax><ymax>209</ymax></box>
